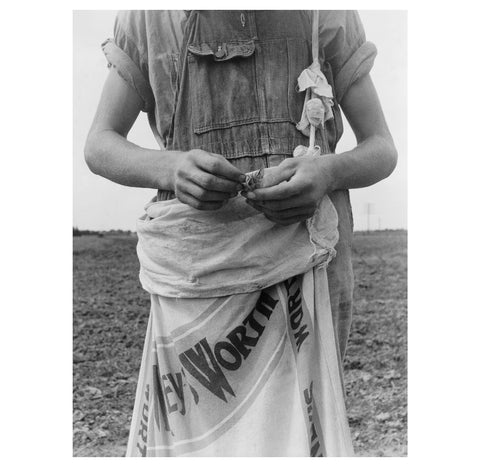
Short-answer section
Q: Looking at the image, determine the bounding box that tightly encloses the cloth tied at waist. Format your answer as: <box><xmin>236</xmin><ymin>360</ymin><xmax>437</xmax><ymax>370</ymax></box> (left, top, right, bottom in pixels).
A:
<box><xmin>136</xmin><ymin>195</ymin><xmax>339</xmax><ymax>298</ymax></box>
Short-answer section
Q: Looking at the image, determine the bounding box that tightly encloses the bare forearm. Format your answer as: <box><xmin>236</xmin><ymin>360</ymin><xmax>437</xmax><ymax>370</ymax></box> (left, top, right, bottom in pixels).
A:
<box><xmin>323</xmin><ymin>134</ymin><xmax>398</xmax><ymax>192</ymax></box>
<box><xmin>243</xmin><ymin>74</ymin><xmax>398</xmax><ymax>224</ymax></box>
<box><xmin>324</xmin><ymin>74</ymin><xmax>398</xmax><ymax>192</ymax></box>
<box><xmin>84</xmin><ymin>129</ymin><xmax>178</xmax><ymax>190</ymax></box>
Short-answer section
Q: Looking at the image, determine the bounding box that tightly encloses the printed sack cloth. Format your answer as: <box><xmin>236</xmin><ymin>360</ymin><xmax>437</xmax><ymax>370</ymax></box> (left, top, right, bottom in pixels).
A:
<box><xmin>127</xmin><ymin>195</ymin><xmax>354</xmax><ymax>456</ymax></box>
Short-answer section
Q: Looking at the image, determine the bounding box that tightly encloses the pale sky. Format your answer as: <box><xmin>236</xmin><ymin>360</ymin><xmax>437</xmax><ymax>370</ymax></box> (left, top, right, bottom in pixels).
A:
<box><xmin>73</xmin><ymin>10</ymin><xmax>407</xmax><ymax>231</ymax></box>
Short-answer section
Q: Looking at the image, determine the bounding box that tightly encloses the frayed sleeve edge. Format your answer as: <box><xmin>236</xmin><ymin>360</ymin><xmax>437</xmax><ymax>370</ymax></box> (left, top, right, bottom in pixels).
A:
<box><xmin>334</xmin><ymin>41</ymin><xmax>377</xmax><ymax>104</ymax></box>
<box><xmin>101</xmin><ymin>38</ymin><xmax>154</xmax><ymax>113</ymax></box>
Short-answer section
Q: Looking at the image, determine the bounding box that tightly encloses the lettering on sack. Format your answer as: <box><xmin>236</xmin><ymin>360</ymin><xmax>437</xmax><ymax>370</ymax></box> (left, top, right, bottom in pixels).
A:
<box><xmin>152</xmin><ymin>364</ymin><xmax>173</xmax><ymax>434</ymax></box>
<box><xmin>179</xmin><ymin>290</ymin><xmax>279</xmax><ymax>402</ymax></box>
<box><xmin>136</xmin><ymin>384</ymin><xmax>150</xmax><ymax>457</ymax></box>
<box><xmin>151</xmin><ymin>366</ymin><xmax>200</xmax><ymax>434</ymax></box>
<box><xmin>304</xmin><ymin>381</ymin><xmax>323</xmax><ymax>457</ymax></box>
<box><xmin>284</xmin><ymin>277</ymin><xmax>310</xmax><ymax>352</ymax></box>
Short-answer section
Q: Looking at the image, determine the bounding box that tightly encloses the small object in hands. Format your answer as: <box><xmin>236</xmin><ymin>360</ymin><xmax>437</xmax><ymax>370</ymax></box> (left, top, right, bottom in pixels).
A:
<box><xmin>242</xmin><ymin>168</ymin><xmax>264</xmax><ymax>191</ymax></box>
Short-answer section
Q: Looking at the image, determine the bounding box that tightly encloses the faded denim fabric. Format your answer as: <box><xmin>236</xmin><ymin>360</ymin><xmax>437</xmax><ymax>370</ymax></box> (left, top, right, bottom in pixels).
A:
<box><xmin>102</xmin><ymin>10</ymin><xmax>377</xmax><ymax>363</ymax></box>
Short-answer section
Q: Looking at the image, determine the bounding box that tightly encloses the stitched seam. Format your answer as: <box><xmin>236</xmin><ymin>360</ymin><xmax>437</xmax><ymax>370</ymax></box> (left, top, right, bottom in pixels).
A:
<box><xmin>194</xmin><ymin>117</ymin><xmax>298</xmax><ymax>134</ymax></box>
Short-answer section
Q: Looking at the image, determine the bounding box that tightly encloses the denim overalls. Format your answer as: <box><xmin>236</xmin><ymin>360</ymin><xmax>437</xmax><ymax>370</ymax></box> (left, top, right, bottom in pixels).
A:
<box><xmin>168</xmin><ymin>11</ymin><xmax>354</xmax><ymax>365</ymax></box>
<box><xmin>103</xmin><ymin>10</ymin><xmax>376</xmax><ymax>366</ymax></box>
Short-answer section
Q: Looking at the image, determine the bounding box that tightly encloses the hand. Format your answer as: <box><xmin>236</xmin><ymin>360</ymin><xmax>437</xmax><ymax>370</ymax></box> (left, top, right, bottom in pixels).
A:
<box><xmin>173</xmin><ymin>149</ymin><xmax>246</xmax><ymax>210</ymax></box>
<box><xmin>241</xmin><ymin>156</ymin><xmax>334</xmax><ymax>225</ymax></box>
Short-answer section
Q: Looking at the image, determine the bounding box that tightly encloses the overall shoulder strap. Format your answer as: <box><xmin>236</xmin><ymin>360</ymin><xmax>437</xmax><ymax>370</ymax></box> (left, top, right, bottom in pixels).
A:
<box><xmin>312</xmin><ymin>10</ymin><xmax>319</xmax><ymax>63</ymax></box>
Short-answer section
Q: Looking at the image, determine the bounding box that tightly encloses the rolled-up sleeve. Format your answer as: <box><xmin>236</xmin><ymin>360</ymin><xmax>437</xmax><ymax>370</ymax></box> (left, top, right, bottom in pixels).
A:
<box><xmin>101</xmin><ymin>11</ymin><xmax>155</xmax><ymax>113</ymax></box>
<box><xmin>318</xmin><ymin>11</ymin><xmax>377</xmax><ymax>103</ymax></box>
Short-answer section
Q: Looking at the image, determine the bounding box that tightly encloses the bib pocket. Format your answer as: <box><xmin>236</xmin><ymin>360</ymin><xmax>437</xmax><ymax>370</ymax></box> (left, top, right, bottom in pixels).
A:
<box><xmin>187</xmin><ymin>41</ymin><xmax>260</xmax><ymax>134</ymax></box>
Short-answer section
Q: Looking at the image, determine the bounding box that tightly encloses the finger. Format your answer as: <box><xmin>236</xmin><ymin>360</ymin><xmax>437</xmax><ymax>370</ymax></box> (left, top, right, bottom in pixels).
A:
<box><xmin>186</xmin><ymin>181</ymin><xmax>234</xmax><ymax>202</ymax></box>
<box><xmin>253</xmin><ymin>164</ymin><xmax>296</xmax><ymax>189</ymax></box>
<box><xmin>197</xmin><ymin>153</ymin><xmax>246</xmax><ymax>184</ymax></box>
<box><xmin>246</xmin><ymin>177</ymin><xmax>303</xmax><ymax>201</ymax></box>
<box><xmin>188</xmin><ymin>171</ymin><xmax>242</xmax><ymax>194</ymax></box>
<box><xmin>177</xmin><ymin>191</ymin><xmax>226</xmax><ymax>211</ymax></box>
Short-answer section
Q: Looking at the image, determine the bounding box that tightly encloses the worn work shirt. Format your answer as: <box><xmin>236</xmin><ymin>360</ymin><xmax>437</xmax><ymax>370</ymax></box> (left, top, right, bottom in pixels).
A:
<box><xmin>102</xmin><ymin>10</ymin><xmax>377</xmax><ymax>363</ymax></box>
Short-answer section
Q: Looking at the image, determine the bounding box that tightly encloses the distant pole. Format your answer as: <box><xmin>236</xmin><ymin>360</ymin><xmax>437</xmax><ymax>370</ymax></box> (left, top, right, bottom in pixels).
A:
<box><xmin>367</xmin><ymin>203</ymin><xmax>371</xmax><ymax>232</ymax></box>
<box><xmin>364</xmin><ymin>202</ymin><xmax>375</xmax><ymax>233</ymax></box>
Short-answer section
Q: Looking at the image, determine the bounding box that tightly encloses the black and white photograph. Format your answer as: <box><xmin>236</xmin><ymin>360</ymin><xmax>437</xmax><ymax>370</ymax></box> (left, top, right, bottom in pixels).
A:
<box><xmin>73</xmin><ymin>9</ymin><xmax>407</xmax><ymax>457</ymax></box>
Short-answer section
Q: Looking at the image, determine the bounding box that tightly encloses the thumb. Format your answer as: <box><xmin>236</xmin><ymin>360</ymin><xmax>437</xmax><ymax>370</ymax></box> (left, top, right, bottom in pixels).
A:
<box><xmin>257</xmin><ymin>163</ymin><xmax>296</xmax><ymax>189</ymax></box>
